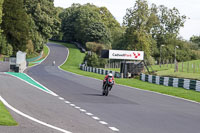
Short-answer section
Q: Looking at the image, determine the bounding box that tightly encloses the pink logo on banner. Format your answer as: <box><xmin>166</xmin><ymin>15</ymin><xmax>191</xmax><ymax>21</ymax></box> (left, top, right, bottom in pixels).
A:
<box><xmin>133</xmin><ymin>52</ymin><xmax>141</xmax><ymax>58</ymax></box>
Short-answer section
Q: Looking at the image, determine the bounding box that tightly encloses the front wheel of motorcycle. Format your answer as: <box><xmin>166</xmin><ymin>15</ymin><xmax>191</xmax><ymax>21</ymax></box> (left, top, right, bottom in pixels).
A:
<box><xmin>105</xmin><ymin>86</ymin><xmax>109</xmax><ymax>96</ymax></box>
<box><xmin>102</xmin><ymin>90</ymin><xmax>105</xmax><ymax>96</ymax></box>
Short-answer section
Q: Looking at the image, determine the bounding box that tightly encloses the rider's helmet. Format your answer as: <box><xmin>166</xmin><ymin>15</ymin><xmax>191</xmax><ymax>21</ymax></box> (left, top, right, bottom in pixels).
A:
<box><xmin>108</xmin><ymin>73</ymin><xmax>113</xmax><ymax>77</ymax></box>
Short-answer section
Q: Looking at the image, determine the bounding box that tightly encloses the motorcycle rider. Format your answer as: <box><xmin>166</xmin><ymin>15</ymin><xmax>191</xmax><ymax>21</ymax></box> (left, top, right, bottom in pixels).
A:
<box><xmin>103</xmin><ymin>73</ymin><xmax>115</xmax><ymax>90</ymax></box>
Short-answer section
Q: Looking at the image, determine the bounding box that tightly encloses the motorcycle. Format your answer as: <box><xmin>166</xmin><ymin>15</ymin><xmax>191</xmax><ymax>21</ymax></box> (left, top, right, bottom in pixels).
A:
<box><xmin>102</xmin><ymin>77</ymin><xmax>114</xmax><ymax>96</ymax></box>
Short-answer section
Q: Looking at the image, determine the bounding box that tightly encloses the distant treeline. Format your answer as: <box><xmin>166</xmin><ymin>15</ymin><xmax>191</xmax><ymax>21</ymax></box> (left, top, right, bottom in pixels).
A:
<box><xmin>52</xmin><ymin>0</ymin><xmax>200</xmax><ymax>67</ymax></box>
<box><xmin>0</xmin><ymin>0</ymin><xmax>200</xmax><ymax>65</ymax></box>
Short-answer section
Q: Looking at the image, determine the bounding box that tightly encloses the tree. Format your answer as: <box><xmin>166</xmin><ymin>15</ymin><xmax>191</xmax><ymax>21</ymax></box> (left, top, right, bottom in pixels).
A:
<box><xmin>61</xmin><ymin>3</ymin><xmax>120</xmax><ymax>46</ymax></box>
<box><xmin>122</xmin><ymin>0</ymin><xmax>187</xmax><ymax>60</ymax></box>
<box><xmin>83</xmin><ymin>22</ymin><xmax>111</xmax><ymax>45</ymax></box>
<box><xmin>97</xmin><ymin>6</ymin><xmax>125</xmax><ymax>49</ymax></box>
<box><xmin>123</xmin><ymin>0</ymin><xmax>156</xmax><ymax>57</ymax></box>
<box><xmin>151</xmin><ymin>4</ymin><xmax>186</xmax><ymax>47</ymax></box>
<box><xmin>0</xmin><ymin>0</ymin><xmax>3</xmax><ymax>33</ymax></box>
<box><xmin>24</xmin><ymin>0</ymin><xmax>60</xmax><ymax>51</ymax></box>
<box><xmin>51</xmin><ymin>7</ymin><xmax>64</xmax><ymax>41</ymax></box>
<box><xmin>2</xmin><ymin>0</ymin><xmax>32</xmax><ymax>53</ymax></box>
<box><xmin>190</xmin><ymin>35</ymin><xmax>200</xmax><ymax>48</ymax></box>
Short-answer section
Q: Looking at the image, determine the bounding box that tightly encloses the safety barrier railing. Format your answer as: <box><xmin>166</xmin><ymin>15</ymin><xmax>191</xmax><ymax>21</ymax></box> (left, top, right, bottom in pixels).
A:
<box><xmin>140</xmin><ymin>73</ymin><xmax>200</xmax><ymax>92</ymax></box>
<box><xmin>80</xmin><ymin>64</ymin><xmax>121</xmax><ymax>78</ymax></box>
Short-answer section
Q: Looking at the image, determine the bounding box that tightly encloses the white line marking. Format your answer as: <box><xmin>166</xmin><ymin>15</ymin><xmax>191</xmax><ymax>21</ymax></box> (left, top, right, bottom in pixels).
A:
<box><xmin>58</xmin><ymin>47</ymin><xmax>69</xmax><ymax>67</ymax></box>
<box><xmin>59</xmin><ymin>97</ymin><xmax>64</xmax><ymax>100</ymax></box>
<box><xmin>79</xmin><ymin>109</ymin><xmax>86</xmax><ymax>112</ymax></box>
<box><xmin>92</xmin><ymin>116</ymin><xmax>100</xmax><ymax>120</ymax></box>
<box><xmin>75</xmin><ymin>106</ymin><xmax>80</xmax><ymax>109</ymax></box>
<box><xmin>99</xmin><ymin>121</ymin><xmax>108</xmax><ymax>125</ymax></box>
<box><xmin>8</xmin><ymin>43</ymin><xmax>120</xmax><ymax>133</ymax></box>
<box><xmin>65</xmin><ymin>101</ymin><xmax>71</xmax><ymax>104</ymax></box>
<box><xmin>51</xmin><ymin>43</ymin><xmax>123</xmax><ymax>132</ymax></box>
<box><xmin>70</xmin><ymin>104</ymin><xmax>75</xmax><ymax>107</ymax></box>
<box><xmin>86</xmin><ymin>113</ymin><xmax>93</xmax><ymax>116</ymax></box>
<box><xmin>109</xmin><ymin>127</ymin><xmax>119</xmax><ymax>132</ymax></box>
<box><xmin>0</xmin><ymin>96</ymin><xmax>72</xmax><ymax>133</ymax></box>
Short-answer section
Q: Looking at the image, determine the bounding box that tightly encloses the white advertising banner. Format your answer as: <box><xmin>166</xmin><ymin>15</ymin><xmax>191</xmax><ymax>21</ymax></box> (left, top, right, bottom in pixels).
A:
<box><xmin>109</xmin><ymin>50</ymin><xmax>144</xmax><ymax>60</ymax></box>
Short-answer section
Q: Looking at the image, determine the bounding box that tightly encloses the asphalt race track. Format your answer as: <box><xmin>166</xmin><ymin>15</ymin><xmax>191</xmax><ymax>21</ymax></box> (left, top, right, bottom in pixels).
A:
<box><xmin>1</xmin><ymin>42</ymin><xmax>200</xmax><ymax>133</ymax></box>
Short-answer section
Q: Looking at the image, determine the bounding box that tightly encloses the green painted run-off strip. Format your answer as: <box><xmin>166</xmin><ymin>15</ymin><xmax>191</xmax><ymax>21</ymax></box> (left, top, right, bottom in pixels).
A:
<box><xmin>6</xmin><ymin>72</ymin><xmax>49</xmax><ymax>93</ymax></box>
<box><xmin>30</xmin><ymin>59</ymin><xmax>44</xmax><ymax>64</ymax></box>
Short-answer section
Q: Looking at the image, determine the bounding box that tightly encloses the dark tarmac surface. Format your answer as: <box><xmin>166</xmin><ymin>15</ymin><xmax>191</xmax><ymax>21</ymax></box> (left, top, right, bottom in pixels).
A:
<box><xmin>27</xmin><ymin>43</ymin><xmax>200</xmax><ymax>133</ymax></box>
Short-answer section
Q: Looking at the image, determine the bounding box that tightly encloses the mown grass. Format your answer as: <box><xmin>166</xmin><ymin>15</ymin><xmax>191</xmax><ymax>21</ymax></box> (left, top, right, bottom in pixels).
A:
<box><xmin>50</xmin><ymin>41</ymin><xmax>200</xmax><ymax>102</ymax></box>
<box><xmin>104</xmin><ymin>60</ymin><xmax>200</xmax><ymax>80</ymax></box>
<box><xmin>0</xmin><ymin>101</ymin><xmax>17</xmax><ymax>126</ymax></box>
<box><xmin>147</xmin><ymin>60</ymin><xmax>200</xmax><ymax>80</ymax></box>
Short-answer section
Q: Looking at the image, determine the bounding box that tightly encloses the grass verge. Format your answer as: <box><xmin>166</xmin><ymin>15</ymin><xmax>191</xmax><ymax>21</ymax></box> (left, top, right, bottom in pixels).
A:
<box><xmin>146</xmin><ymin>60</ymin><xmax>200</xmax><ymax>80</ymax></box>
<box><xmin>0</xmin><ymin>101</ymin><xmax>17</xmax><ymax>126</ymax></box>
<box><xmin>28</xmin><ymin>44</ymin><xmax>49</xmax><ymax>67</ymax></box>
<box><xmin>51</xmin><ymin>41</ymin><xmax>200</xmax><ymax>102</ymax></box>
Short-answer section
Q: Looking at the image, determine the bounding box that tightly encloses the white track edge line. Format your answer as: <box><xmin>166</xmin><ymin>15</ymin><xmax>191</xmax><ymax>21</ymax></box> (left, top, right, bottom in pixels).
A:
<box><xmin>0</xmin><ymin>96</ymin><xmax>72</xmax><ymax>133</ymax></box>
<box><xmin>109</xmin><ymin>127</ymin><xmax>119</xmax><ymax>132</ymax></box>
<box><xmin>99</xmin><ymin>121</ymin><xmax>108</xmax><ymax>125</ymax></box>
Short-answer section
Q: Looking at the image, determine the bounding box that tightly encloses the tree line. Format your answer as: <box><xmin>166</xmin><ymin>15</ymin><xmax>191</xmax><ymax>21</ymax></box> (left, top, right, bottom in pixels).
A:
<box><xmin>0</xmin><ymin>0</ymin><xmax>60</xmax><ymax>56</ymax></box>
<box><xmin>0</xmin><ymin>0</ymin><xmax>200</xmax><ymax>66</ymax></box>
<box><xmin>54</xmin><ymin>0</ymin><xmax>200</xmax><ymax>67</ymax></box>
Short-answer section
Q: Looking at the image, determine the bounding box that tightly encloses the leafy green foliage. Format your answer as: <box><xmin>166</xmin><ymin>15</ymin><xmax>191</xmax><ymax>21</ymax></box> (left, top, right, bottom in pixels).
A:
<box><xmin>61</xmin><ymin>3</ymin><xmax>121</xmax><ymax>47</ymax></box>
<box><xmin>83</xmin><ymin>22</ymin><xmax>111</xmax><ymax>45</ymax></box>
<box><xmin>2</xmin><ymin>0</ymin><xmax>32</xmax><ymax>54</ymax></box>
<box><xmin>24</xmin><ymin>0</ymin><xmax>60</xmax><ymax>40</ymax></box>
<box><xmin>24</xmin><ymin>0</ymin><xmax>60</xmax><ymax>52</ymax></box>
<box><xmin>86</xmin><ymin>42</ymin><xmax>106</xmax><ymax>55</ymax></box>
<box><xmin>85</xmin><ymin>42</ymin><xmax>108</xmax><ymax>67</ymax></box>
<box><xmin>85</xmin><ymin>53</ymin><xmax>100</xmax><ymax>67</ymax></box>
<box><xmin>122</xmin><ymin>0</ymin><xmax>194</xmax><ymax>63</ymax></box>
<box><xmin>123</xmin><ymin>0</ymin><xmax>157</xmax><ymax>57</ymax></box>
<box><xmin>0</xmin><ymin>0</ymin><xmax>4</xmax><ymax>33</ymax></box>
<box><xmin>190</xmin><ymin>35</ymin><xmax>200</xmax><ymax>48</ymax></box>
<box><xmin>51</xmin><ymin>7</ymin><xmax>64</xmax><ymax>41</ymax></box>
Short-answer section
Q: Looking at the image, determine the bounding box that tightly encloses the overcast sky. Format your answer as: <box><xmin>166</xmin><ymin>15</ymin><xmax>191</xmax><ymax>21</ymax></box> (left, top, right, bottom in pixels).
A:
<box><xmin>54</xmin><ymin>0</ymin><xmax>200</xmax><ymax>40</ymax></box>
